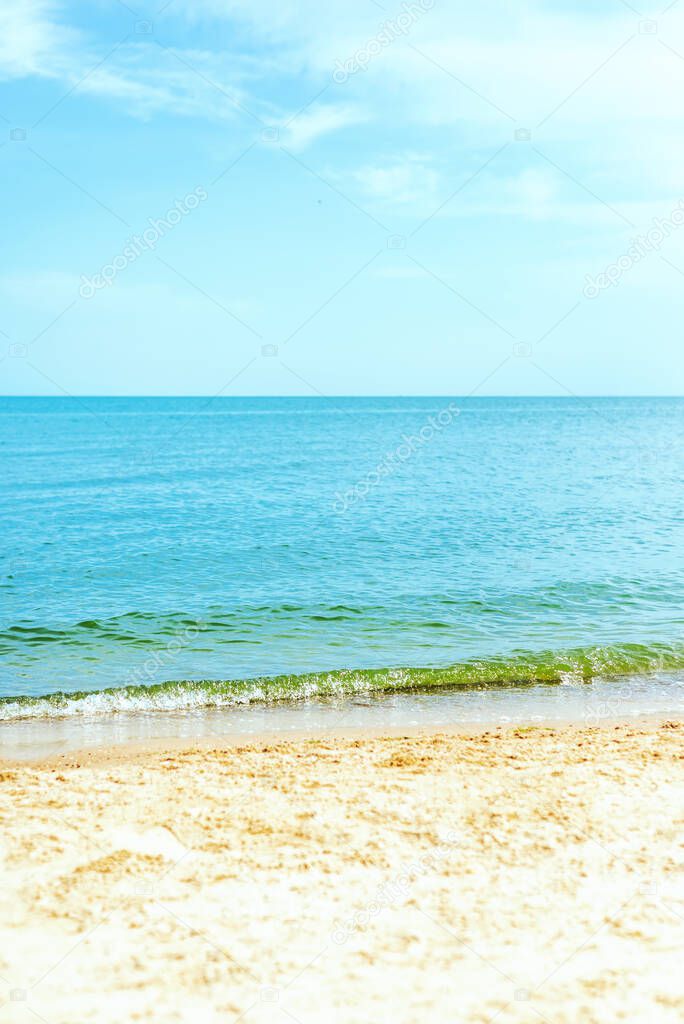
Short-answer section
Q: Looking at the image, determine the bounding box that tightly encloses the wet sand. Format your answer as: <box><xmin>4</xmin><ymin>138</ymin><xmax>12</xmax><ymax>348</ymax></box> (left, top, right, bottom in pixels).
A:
<box><xmin>0</xmin><ymin>720</ymin><xmax>682</xmax><ymax>1022</ymax></box>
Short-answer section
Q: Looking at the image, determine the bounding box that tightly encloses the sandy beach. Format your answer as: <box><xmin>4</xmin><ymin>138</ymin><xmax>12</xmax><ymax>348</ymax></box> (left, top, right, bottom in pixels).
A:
<box><xmin>1</xmin><ymin>720</ymin><xmax>682</xmax><ymax>1022</ymax></box>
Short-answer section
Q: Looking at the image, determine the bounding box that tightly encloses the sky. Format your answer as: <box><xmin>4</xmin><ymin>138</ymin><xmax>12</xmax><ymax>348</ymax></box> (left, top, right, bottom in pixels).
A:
<box><xmin>1</xmin><ymin>0</ymin><xmax>684</xmax><ymax>396</ymax></box>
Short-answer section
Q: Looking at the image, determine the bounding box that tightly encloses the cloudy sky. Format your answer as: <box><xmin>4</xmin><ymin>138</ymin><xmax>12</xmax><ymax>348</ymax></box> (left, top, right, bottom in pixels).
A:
<box><xmin>1</xmin><ymin>0</ymin><xmax>684</xmax><ymax>395</ymax></box>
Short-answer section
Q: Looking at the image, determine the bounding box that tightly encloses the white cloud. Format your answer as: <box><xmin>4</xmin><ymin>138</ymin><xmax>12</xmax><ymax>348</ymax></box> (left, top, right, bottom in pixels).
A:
<box><xmin>69</xmin><ymin>46</ymin><xmax>267</xmax><ymax>123</ymax></box>
<box><xmin>282</xmin><ymin>103</ymin><xmax>368</xmax><ymax>150</ymax></box>
<box><xmin>499</xmin><ymin>167</ymin><xmax>559</xmax><ymax>219</ymax></box>
<box><xmin>6</xmin><ymin>0</ymin><xmax>684</xmax><ymax>200</ymax></box>
<box><xmin>349</xmin><ymin>155</ymin><xmax>441</xmax><ymax>204</ymax></box>
<box><xmin>154</xmin><ymin>1</ymin><xmax>684</xmax><ymax>185</ymax></box>
<box><xmin>0</xmin><ymin>4</ymin><xmax>280</xmax><ymax>130</ymax></box>
<box><xmin>0</xmin><ymin>0</ymin><xmax>77</xmax><ymax>79</ymax></box>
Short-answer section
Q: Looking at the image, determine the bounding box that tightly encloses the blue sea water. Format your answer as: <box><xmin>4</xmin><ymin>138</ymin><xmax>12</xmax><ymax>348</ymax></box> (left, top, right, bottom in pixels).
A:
<box><xmin>2</xmin><ymin>395</ymin><xmax>684</xmax><ymax>718</ymax></box>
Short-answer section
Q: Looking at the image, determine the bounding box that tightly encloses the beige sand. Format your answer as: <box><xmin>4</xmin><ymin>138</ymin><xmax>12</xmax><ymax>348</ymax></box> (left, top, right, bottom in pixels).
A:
<box><xmin>0</xmin><ymin>721</ymin><xmax>683</xmax><ymax>1023</ymax></box>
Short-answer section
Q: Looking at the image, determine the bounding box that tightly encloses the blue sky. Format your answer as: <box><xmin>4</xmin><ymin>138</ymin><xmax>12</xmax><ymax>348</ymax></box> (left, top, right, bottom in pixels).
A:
<box><xmin>1</xmin><ymin>0</ymin><xmax>684</xmax><ymax>396</ymax></box>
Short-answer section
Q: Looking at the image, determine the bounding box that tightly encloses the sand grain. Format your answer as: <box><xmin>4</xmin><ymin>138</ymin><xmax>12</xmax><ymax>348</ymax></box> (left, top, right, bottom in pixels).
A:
<box><xmin>0</xmin><ymin>721</ymin><xmax>682</xmax><ymax>1022</ymax></box>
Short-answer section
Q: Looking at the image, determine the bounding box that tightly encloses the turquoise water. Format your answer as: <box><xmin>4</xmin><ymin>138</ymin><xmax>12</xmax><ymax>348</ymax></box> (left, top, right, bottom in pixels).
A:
<box><xmin>2</xmin><ymin>396</ymin><xmax>684</xmax><ymax>719</ymax></box>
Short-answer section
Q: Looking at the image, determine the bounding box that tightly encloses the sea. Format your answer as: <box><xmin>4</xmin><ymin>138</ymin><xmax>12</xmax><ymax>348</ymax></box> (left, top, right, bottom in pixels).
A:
<box><xmin>2</xmin><ymin>396</ymin><xmax>684</xmax><ymax>751</ymax></box>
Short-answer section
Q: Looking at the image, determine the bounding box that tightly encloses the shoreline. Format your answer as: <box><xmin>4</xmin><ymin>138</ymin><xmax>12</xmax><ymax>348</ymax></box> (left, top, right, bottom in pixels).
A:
<box><xmin>1</xmin><ymin>719</ymin><xmax>682</xmax><ymax>1022</ymax></box>
<box><xmin>2</xmin><ymin>666</ymin><xmax>682</xmax><ymax>763</ymax></box>
<box><xmin>0</xmin><ymin>709</ymin><xmax>678</xmax><ymax>769</ymax></box>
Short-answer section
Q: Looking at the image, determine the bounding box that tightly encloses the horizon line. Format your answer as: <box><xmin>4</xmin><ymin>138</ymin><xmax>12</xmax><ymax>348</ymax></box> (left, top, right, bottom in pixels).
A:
<box><xmin>1</xmin><ymin>394</ymin><xmax>683</xmax><ymax>400</ymax></box>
